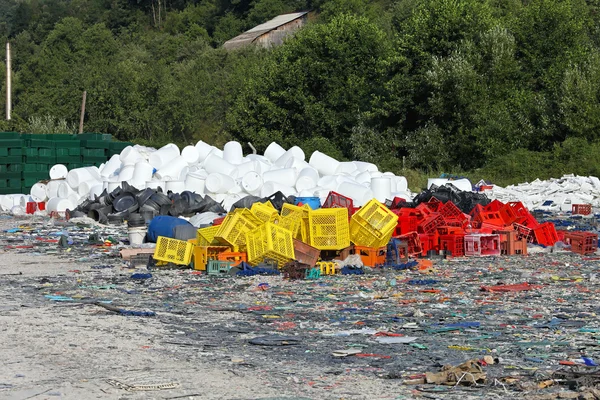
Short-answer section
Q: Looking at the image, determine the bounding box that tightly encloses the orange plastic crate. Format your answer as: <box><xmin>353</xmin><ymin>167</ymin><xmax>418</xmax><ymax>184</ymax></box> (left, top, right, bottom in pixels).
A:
<box><xmin>353</xmin><ymin>246</ymin><xmax>386</xmax><ymax>267</ymax></box>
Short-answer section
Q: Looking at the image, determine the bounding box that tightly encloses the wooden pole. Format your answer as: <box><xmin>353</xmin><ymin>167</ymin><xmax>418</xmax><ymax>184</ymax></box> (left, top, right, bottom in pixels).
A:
<box><xmin>79</xmin><ymin>91</ymin><xmax>86</xmax><ymax>134</ymax></box>
<box><xmin>6</xmin><ymin>42</ymin><xmax>11</xmax><ymax>121</ymax></box>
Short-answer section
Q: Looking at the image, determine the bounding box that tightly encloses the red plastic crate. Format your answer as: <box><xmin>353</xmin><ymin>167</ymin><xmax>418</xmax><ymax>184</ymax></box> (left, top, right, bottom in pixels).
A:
<box><xmin>394</xmin><ymin>215</ymin><xmax>417</xmax><ymax>236</ymax></box>
<box><xmin>396</xmin><ymin>232</ymin><xmax>422</xmax><ymax>256</ymax></box>
<box><xmin>323</xmin><ymin>191</ymin><xmax>354</xmax><ymax>209</ymax></box>
<box><xmin>419</xmin><ymin>233</ymin><xmax>439</xmax><ymax>256</ymax></box>
<box><xmin>415</xmin><ymin>203</ymin><xmax>434</xmax><ymax>220</ymax></box>
<box><xmin>465</xmin><ymin>234</ymin><xmax>500</xmax><ymax>256</ymax></box>
<box><xmin>426</xmin><ymin>197</ymin><xmax>442</xmax><ymax>211</ymax></box>
<box><xmin>498</xmin><ymin>203</ymin><xmax>518</xmax><ymax>225</ymax></box>
<box><xmin>532</xmin><ymin>222</ymin><xmax>559</xmax><ymax>247</ymax></box>
<box><xmin>564</xmin><ymin>231</ymin><xmax>598</xmax><ymax>255</ymax></box>
<box><xmin>469</xmin><ymin>204</ymin><xmax>485</xmax><ymax>223</ymax></box>
<box><xmin>484</xmin><ymin>199</ymin><xmax>504</xmax><ymax>213</ymax></box>
<box><xmin>213</xmin><ymin>216</ymin><xmax>226</xmax><ymax>226</ymax></box>
<box><xmin>572</xmin><ymin>204</ymin><xmax>592</xmax><ymax>216</ymax></box>
<box><xmin>478</xmin><ymin>210</ymin><xmax>506</xmax><ymax>227</ymax></box>
<box><xmin>513</xmin><ymin>223</ymin><xmax>534</xmax><ymax>243</ymax></box>
<box><xmin>390</xmin><ymin>197</ymin><xmax>407</xmax><ymax>209</ymax></box>
<box><xmin>439</xmin><ymin>201</ymin><xmax>463</xmax><ymax>220</ymax></box>
<box><xmin>417</xmin><ymin>213</ymin><xmax>446</xmax><ymax>234</ymax></box>
<box><xmin>437</xmin><ymin>226</ymin><xmax>465</xmax><ymax>235</ymax></box>
<box><xmin>440</xmin><ymin>234</ymin><xmax>465</xmax><ymax>257</ymax></box>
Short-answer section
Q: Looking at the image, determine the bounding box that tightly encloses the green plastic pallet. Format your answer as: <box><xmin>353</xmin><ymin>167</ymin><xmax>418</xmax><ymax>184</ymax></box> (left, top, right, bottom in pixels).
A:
<box><xmin>23</xmin><ymin>164</ymin><xmax>48</xmax><ymax>172</ymax></box>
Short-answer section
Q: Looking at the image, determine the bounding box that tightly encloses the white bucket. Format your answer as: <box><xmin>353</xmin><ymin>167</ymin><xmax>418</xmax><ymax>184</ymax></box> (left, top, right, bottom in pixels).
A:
<box><xmin>133</xmin><ymin>161</ymin><xmax>154</xmax><ymax>182</ymax></box>
<box><xmin>195</xmin><ymin>141</ymin><xmax>215</xmax><ymax>162</ymax></box>
<box><xmin>58</xmin><ymin>181</ymin><xmax>76</xmax><ymax>199</ymax></box>
<box><xmin>335</xmin><ymin>162</ymin><xmax>358</xmax><ymax>175</ymax></box>
<box><xmin>129</xmin><ymin>180</ymin><xmax>146</xmax><ymax>191</ymax></box>
<box><xmin>337</xmin><ymin>182</ymin><xmax>374</xmax><ymax>207</ymax></box>
<box><xmin>318</xmin><ymin>175</ymin><xmax>338</xmax><ymax>190</ymax></box>
<box><xmin>149</xmin><ymin>143</ymin><xmax>180</xmax><ymax>170</ymax></box>
<box><xmin>107</xmin><ymin>181</ymin><xmax>121</xmax><ymax>192</ymax></box>
<box><xmin>146</xmin><ymin>180</ymin><xmax>165</xmax><ymax>191</ymax></box>
<box><xmin>222</xmin><ymin>194</ymin><xmax>242</xmax><ymax>213</ymax></box>
<box><xmin>49</xmin><ymin>164</ymin><xmax>68</xmax><ymax>180</ymax></box>
<box><xmin>30</xmin><ymin>183</ymin><xmax>48</xmax><ymax>202</ymax></box>
<box><xmin>166</xmin><ymin>180</ymin><xmax>185</xmax><ymax>193</ymax></box>
<box><xmin>295</xmin><ymin>167</ymin><xmax>319</xmax><ymax>191</ymax></box>
<box><xmin>67</xmin><ymin>168</ymin><xmax>94</xmax><ymax>188</ymax></box>
<box><xmin>154</xmin><ymin>156</ymin><xmax>188</xmax><ymax>181</ymax></box>
<box><xmin>101</xmin><ymin>154</ymin><xmax>122</xmax><ymax>178</ymax></box>
<box><xmin>185</xmin><ymin>172</ymin><xmax>206</xmax><ymax>194</ymax></box>
<box><xmin>309</xmin><ymin>151</ymin><xmax>340</xmax><ymax>176</ymax></box>
<box><xmin>371</xmin><ymin>177</ymin><xmax>392</xmax><ymax>203</ymax></box>
<box><xmin>263</xmin><ymin>168</ymin><xmax>297</xmax><ymax>186</ymax></box>
<box><xmin>47</xmin><ymin>197</ymin><xmax>75</xmax><ymax>213</ymax></box>
<box><xmin>223</xmin><ymin>141</ymin><xmax>244</xmax><ymax>164</ymax></box>
<box><xmin>236</xmin><ymin>160</ymin><xmax>258</xmax><ymax>176</ymax></box>
<box><xmin>203</xmin><ymin>153</ymin><xmax>239</xmax><ymax>178</ymax></box>
<box><xmin>353</xmin><ymin>161</ymin><xmax>378</xmax><ymax>173</ymax></box>
<box><xmin>394</xmin><ymin>176</ymin><xmax>408</xmax><ymax>192</ymax></box>
<box><xmin>369</xmin><ymin>171</ymin><xmax>383</xmax><ymax>178</ymax></box>
<box><xmin>260</xmin><ymin>182</ymin><xmax>295</xmax><ymax>198</ymax></box>
<box><xmin>274</xmin><ymin>146</ymin><xmax>305</xmax><ymax>167</ymax></box>
<box><xmin>89</xmin><ymin>184</ymin><xmax>104</xmax><ymax>199</ymax></box>
<box><xmin>119</xmin><ymin>146</ymin><xmax>144</xmax><ymax>166</ymax></box>
<box><xmin>355</xmin><ymin>171</ymin><xmax>372</xmax><ymax>184</ymax></box>
<box><xmin>242</xmin><ymin>172</ymin><xmax>263</xmax><ymax>195</ymax></box>
<box><xmin>181</xmin><ymin>145</ymin><xmax>200</xmax><ymax>165</ymax></box>
<box><xmin>264</xmin><ymin>142</ymin><xmax>286</xmax><ymax>162</ymax></box>
<box><xmin>118</xmin><ymin>165</ymin><xmax>135</xmax><ymax>182</ymax></box>
<box><xmin>205</xmin><ymin>173</ymin><xmax>236</xmax><ymax>194</ymax></box>
<box><xmin>128</xmin><ymin>227</ymin><xmax>146</xmax><ymax>246</ymax></box>
<box><xmin>78</xmin><ymin>180</ymin><xmax>101</xmax><ymax>197</ymax></box>
<box><xmin>46</xmin><ymin>180</ymin><xmax>63</xmax><ymax>198</ymax></box>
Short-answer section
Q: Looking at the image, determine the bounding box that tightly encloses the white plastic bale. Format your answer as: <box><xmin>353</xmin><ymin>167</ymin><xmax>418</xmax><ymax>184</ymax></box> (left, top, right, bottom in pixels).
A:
<box><xmin>337</xmin><ymin>181</ymin><xmax>374</xmax><ymax>207</ymax></box>
<box><xmin>195</xmin><ymin>141</ymin><xmax>215</xmax><ymax>162</ymax></box>
<box><xmin>101</xmin><ymin>154</ymin><xmax>123</xmax><ymax>178</ymax></box>
<box><xmin>260</xmin><ymin>181</ymin><xmax>295</xmax><ymax>198</ymax></box>
<box><xmin>371</xmin><ymin>177</ymin><xmax>392</xmax><ymax>203</ymax></box>
<box><xmin>185</xmin><ymin>172</ymin><xmax>206</xmax><ymax>195</ymax></box>
<box><xmin>30</xmin><ymin>183</ymin><xmax>48</xmax><ymax>202</ymax></box>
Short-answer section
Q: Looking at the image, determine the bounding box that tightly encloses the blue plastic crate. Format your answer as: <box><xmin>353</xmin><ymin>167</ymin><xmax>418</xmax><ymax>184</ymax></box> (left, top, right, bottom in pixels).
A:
<box><xmin>294</xmin><ymin>197</ymin><xmax>321</xmax><ymax>210</ymax></box>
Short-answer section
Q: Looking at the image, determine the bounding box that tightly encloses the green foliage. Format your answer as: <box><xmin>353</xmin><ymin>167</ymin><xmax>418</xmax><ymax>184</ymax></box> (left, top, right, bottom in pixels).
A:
<box><xmin>0</xmin><ymin>0</ymin><xmax>600</xmax><ymax>188</ymax></box>
<box><xmin>227</xmin><ymin>14</ymin><xmax>394</xmax><ymax>156</ymax></box>
<box><xmin>26</xmin><ymin>115</ymin><xmax>76</xmax><ymax>134</ymax></box>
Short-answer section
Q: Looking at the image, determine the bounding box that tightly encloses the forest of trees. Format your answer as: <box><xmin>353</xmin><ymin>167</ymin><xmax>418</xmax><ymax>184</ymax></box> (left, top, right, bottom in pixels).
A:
<box><xmin>1</xmin><ymin>0</ymin><xmax>600</xmax><ymax>184</ymax></box>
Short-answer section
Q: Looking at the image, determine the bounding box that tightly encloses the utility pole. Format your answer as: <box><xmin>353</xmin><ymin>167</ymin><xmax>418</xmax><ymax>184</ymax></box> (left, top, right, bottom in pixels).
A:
<box><xmin>79</xmin><ymin>91</ymin><xmax>86</xmax><ymax>134</ymax></box>
<box><xmin>6</xmin><ymin>42</ymin><xmax>11</xmax><ymax>120</ymax></box>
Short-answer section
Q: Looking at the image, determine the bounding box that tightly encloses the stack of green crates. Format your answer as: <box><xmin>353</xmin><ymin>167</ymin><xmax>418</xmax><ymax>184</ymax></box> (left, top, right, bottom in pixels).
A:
<box><xmin>0</xmin><ymin>132</ymin><xmax>25</xmax><ymax>194</ymax></box>
<box><xmin>0</xmin><ymin>132</ymin><xmax>133</xmax><ymax>194</ymax></box>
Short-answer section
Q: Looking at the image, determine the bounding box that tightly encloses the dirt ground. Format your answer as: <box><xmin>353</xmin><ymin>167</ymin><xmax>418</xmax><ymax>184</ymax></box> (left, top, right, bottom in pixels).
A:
<box><xmin>1</xmin><ymin>215</ymin><xmax>598</xmax><ymax>400</ymax></box>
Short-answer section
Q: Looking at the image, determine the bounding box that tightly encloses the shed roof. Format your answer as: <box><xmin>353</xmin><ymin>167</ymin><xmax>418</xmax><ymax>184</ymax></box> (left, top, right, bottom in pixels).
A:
<box><xmin>223</xmin><ymin>11</ymin><xmax>308</xmax><ymax>50</ymax></box>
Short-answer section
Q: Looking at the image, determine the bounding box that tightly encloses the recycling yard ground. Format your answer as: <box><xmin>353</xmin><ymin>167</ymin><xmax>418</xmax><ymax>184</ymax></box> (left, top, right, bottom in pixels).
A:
<box><xmin>3</xmin><ymin>216</ymin><xmax>600</xmax><ymax>399</ymax></box>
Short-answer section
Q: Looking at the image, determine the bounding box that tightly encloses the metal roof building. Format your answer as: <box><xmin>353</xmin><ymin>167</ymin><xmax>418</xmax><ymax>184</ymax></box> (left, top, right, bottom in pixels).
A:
<box><xmin>223</xmin><ymin>11</ymin><xmax>309</xmax><ymax>50</ymax></box>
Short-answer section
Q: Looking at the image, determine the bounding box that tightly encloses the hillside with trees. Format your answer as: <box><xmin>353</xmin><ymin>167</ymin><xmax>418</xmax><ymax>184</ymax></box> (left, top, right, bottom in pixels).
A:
<box><xmin>1</xmin><ymin>0</ymin><xmax>600</xmax><ymax>185</ymax></box>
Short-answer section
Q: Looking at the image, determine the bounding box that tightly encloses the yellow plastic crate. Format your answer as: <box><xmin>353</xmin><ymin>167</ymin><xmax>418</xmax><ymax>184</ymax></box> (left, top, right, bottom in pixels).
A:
<box><xmin>215</xmin><ymin>208</ymin><xmax>263</xmax><ymax>251</ymax></box>
<box><xmin>193</xmin><ymin>245</ymin><xmax>231</xmax><ymax>270</ymax></box>
<box><xmin>350</xmin><ymin>199</ymin><xmax>399</xmax><ymax>248</ymax></box>
<box><xmin>245</xmin><ymin>222</ymin><xmax>295</xmax><ymax>268</ymax></box>
<box><xmin>279</xmin><ymin>203</ymin><xmax>308</xmax><ymax>240</ymax></box>
<box><xmin>307</xmin><ymin>208</ymin><xmax>350</xmax><ymax>250</ymax></box>
<box><xmin>197</xmin><ymin>225</ymin><xmax>221</xmax><ymax>246</ymax></box>
<box><xmin>250</xmin><ymin>201</ymin><xmax>278</xmax><ymax>223</ymax></box>
<box><xmin>153</xmin><ymin>236</ymin><xmax>194</xmax><ymax>265</ymax></box>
